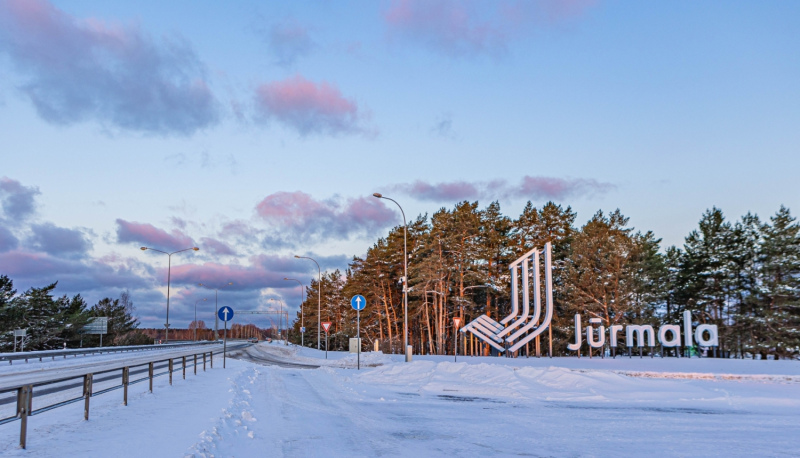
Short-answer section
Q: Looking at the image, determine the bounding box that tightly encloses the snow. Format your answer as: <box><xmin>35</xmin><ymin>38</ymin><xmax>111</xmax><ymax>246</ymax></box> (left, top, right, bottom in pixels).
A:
<box><xmin>1</xmin><ymin>341</ymin><xmax>799</xmax><ymax>456</ymax></box>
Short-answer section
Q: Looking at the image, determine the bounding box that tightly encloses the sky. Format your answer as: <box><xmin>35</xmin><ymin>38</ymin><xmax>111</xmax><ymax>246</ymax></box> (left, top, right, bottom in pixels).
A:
<box><xmin>0</xmin><ymin>0</ymin><xmax>798</xmax><ymax>329</ymax></box>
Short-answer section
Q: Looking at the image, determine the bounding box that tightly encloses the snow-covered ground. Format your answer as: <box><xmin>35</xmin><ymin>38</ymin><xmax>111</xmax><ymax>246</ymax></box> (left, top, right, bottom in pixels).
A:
<box><xmin>1</xmin><ymin>342</ymin><xmax>798</xmax><ymax>457</ymax></box>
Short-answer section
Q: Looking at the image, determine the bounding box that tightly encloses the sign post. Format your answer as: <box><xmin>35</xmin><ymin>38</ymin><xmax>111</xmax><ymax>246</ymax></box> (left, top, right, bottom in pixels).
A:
<box><xmin>453</xmin><ymin>317</ymin><xmax>461</xmax><ymax>362</ymax></box>
<box><xmin>321</xmin><ymin>322</ymin><xmax>332</xmax><ymax>359</ymax></box>
<box><xmin>13</xmin><ymin>329</ymin><xmax>26</xmax><ymax>352</ymax></box>
<box><xmin>351</xmin><ymin>295</ymin><xmax>366</xmax><ymax>370</ymax></box>
<box><xmin>218</xmin><ymin>306</ymin><xmax>234</xmax><ymax>368</ymax></box>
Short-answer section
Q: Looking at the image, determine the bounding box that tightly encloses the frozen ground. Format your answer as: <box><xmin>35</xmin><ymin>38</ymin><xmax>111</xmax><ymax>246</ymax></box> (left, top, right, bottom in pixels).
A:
<box><xmin>1</xmin><ymin>342</ymin><xmax>798</xmax><ymax>457</ymax></box>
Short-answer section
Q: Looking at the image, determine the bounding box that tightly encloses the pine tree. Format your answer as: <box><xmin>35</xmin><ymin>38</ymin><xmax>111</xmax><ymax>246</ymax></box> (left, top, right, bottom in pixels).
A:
<box><xmin>756</xmin><ymin>206</ymin><xmax>800</xmax><ymax>359</ymax></box>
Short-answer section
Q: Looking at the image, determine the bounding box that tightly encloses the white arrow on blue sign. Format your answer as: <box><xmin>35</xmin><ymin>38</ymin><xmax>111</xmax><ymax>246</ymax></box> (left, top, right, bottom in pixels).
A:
<box><xmin>351</xmin><ymin>294</ymin><xmax>366</xmax><ymax>311</ymax></box>
<box><xmin>218</xmin><ymin>306</ymin><xmax>234</xmax><ymax>322</ymax></box>
<box><xmin>300</xmin><ymin>327</ymin><xmax>306</xmax><ymax>332</ymax></box>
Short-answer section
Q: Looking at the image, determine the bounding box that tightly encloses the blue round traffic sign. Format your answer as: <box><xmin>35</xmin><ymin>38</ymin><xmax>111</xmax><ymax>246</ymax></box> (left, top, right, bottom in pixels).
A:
<box><xmin>218</xmin><ymin>306</ymin><xmax>234</xmax><ymax>322</ymax></box>
<box><xmin>351</xmin><ymin>295</ymin><xmax>366</xmax><ymax>311</ymax></box>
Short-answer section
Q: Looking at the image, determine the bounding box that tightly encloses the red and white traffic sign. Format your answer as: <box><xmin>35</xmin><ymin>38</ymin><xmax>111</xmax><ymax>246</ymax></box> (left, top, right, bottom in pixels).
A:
<box><xmin>322</xmin><ymin>322</ymin><xmax>332</xmax><ymax>333</ymax></box>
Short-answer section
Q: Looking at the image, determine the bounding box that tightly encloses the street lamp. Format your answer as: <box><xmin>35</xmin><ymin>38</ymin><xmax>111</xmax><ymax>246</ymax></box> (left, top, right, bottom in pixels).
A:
<box><xmin>194</xmin><ymin>298</ymin><xmax>207</xmax><ymax>341</ymax></box>
<box><xmin>140</xmin><ymin>246</ymin><xmax>199</xmax><ymax>343</ymax></box>
<box><xmin>294</xmin><ymin>255</ymin><xmax>321</xmax><ymax>350</ymax></box>
<box><xmin>198</xmin><ymin>282</ymin><xmax>233</xmax><ymax>340</ymax></box>
<box><xmin>284</xmin><ymin>278</ymin><xmax>305</xmax><ymax>347</ymax></box>
<box><xmin>269</xmin><ymin>298</ymin><xmax>288</xmax><ymax>345</ymax></box>
<box><xmin>373</xmin><ymin>192</ymin><xmax>410</xmax><ymax>362</ymax></box>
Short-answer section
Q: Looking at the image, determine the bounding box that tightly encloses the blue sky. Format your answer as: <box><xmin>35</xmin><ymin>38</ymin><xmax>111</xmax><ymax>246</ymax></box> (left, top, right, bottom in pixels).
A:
<box><xmin>1</xmin><ymin>0</ymin><xmax>798</xmax><ymax>328</ymax></box>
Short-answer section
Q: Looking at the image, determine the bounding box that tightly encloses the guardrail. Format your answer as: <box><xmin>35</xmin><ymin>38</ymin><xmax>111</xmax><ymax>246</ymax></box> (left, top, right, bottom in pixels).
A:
<box><xmin>0</xmin><ymin>342</ymin><xmax>249</xmax><ymax>449</ymax></box>
<box><xmin>0</xmin><ymin>341</ymin><xmax>221</xmax><ymax>364</ymax></box>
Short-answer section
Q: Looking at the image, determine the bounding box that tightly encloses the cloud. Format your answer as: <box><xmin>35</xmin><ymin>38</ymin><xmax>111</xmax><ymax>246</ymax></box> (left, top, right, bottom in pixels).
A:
<box><xmin>0</xmin><ymin>177</ymin><xmax>40</xmax><ymax>221</ymax></box>
<box><xmin>0</xmin><ymin>249</ymin><xmax>149</xmax><ymax>292</ymax></box>
<box><xmin>255</xmin><ymin>191</ymin><xmax>397</xmax><ymax>243</ymax></box>
<box><xmin>390</xmin><ymin>175</ymin><xmax>615</xmax><ymax>202</ymax></box>
<box><xmin>267</xmin><ymin>19</ymin><xmax>314</xmax><ymax>67</ymax></box>
<box><xmin>0</xmin><ymin>224</ymin><xmax>19</xmax><ymax>252</ymax></box>
<box><xmin>430</xmin><ymin>113</ymin><xmax>456</xmax><ymax>139</ymax></box>
<box><xmin>385</xmin><ymin>0</ymin><xmax>507</xmax><ymax>57</ymax></box>
<box><xmin>115</xmin><ymin>219</ymin><xmax>196</xmax><ymax>251</ymax></box>
<box><xmin>253</xmin><ymin>75</ymin><xmax>370</xmax><ymax>136</ymax></box>
<box><xmin>199</xmin><ymin>237</ymin><xmax>236</xmax><ymax>256</ymax></box>
<box><xmin>0</xmin><ymin>0</ymin><xmax>219</xmax><ymax>135</ymax></box>
<box><xmin>27</xmin><ymin>222</ymin><xmax>91</xmax><ymax>256</ymax></box>
<box><xmin>384</xmin><ymin>0</ymin><xmax>596</xmax><ymax>58</ymax></box>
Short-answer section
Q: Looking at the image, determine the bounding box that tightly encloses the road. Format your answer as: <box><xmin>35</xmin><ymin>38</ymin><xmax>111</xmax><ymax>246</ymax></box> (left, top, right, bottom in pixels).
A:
<box><xmin>228</xmin><ymin>345</ymin><xmax>320</xmax><ymax>369</ymax></box>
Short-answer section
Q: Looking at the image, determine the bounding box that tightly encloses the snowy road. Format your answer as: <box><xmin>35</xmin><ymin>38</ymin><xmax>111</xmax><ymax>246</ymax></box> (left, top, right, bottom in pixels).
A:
<box><xmin>2</xmin><ymin>343</ymin><xmax>799</xmax><ymax>457</ymax></box>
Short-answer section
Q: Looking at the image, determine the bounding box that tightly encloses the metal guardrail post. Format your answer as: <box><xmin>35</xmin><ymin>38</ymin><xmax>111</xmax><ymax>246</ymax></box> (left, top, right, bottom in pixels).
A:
<box><xmin>169</xmin><ymin>359</ymin><xmax>173</xmax><ymax>385</ymax></box>
<box><xmin>149</xmin><ymin>362</ymin><xmax>154</xmax><ymax>392</ymax></box>
<box><xmin>194</xmin><ymin>354</ymin><xmax>197</xmax><ymax>375</ymax></box>
<box><xmin>182</xmin><ymin>356</ymin><xmax>186</xmax><ymax>379</ymax></box>
<box><xmin>203</xmin><ymin>353</ymin><xmax>206</xmax><ymax>371</ymax></box>
<box><xmin>210</xmin><ymin>351</ymin><xmax>213</xmax><ymax>368</ymax></box>
<box><xmin>122</xmin><ymin>367</ymin><xmax>129</xmax><ymax>406</ymax></box>
<box><xmin>17</xmin><ymin>385</ymin><xmax>32</xmax><ymax>449</ymax></box>
<box><xmin>83</xmin><ymin>374</ymin><xmax>93</xmax><ymax>420</ymax></box>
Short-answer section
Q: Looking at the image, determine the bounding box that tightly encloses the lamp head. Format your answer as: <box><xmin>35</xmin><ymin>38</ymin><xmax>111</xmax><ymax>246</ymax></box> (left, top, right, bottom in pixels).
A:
<box><xmin>198</xmin><ymin>283</ymin><xmax>204</xmax><ymax>286</ymax></box>
<box><xmin>372</xmin><ymin>192</ymin><xmax>383</xmax><ymax>198</ymax></box>
<box><xmin>283</xmin><ymin>277</ymin><xmax>289</xmax><ymax>280</ymax></box>
<box><xmin>294</xmin><ymin>255</ymin><xmax>300</xmax><ymax>258</ymax></box>
<box><xmin>228</xmin><ymin>282</ymin><xmax>233</xmax><ymax>285</ymax></box>
<box><xmin>192</xmin><ymin>247</ymin><xmax>200</xmax><ymax>251</ymax></box>
<box><xmin>140</xmin><ymin>247</ymin><xmax>147</xmax><ymax>251</ymax></box>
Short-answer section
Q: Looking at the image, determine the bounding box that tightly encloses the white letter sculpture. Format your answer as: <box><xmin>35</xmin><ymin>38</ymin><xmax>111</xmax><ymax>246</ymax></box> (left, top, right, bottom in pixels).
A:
<box><xmin>459</xmin><ymin>242</ymin><xmax>553</xmax><ymax>354</ymax></box>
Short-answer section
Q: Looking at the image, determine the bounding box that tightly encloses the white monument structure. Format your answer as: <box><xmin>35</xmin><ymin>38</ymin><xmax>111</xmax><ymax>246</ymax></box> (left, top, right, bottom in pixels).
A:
<box><xmin>459</xmin><ymin>242</ymin><xmax>720</xmax><ymax>356</ymax></box>
<box><xmin>460</xmin><ymin>242</ymin><xmax>554</xmax><ymax>354</ymax></box>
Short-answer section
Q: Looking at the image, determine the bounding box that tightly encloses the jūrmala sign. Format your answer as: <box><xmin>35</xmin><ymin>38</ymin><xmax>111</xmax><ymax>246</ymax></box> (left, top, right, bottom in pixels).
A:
<box><xmin>460</xmin><ymin>242</ymin><xmax>719</xmax><ymax>355</ymax></box>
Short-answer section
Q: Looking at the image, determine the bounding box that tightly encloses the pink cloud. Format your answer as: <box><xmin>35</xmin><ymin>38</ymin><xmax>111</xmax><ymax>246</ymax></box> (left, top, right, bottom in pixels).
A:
<box><xmin>253</xmin><ymin>75</ymin><xmax>368</xmax><ymax>136</ymax></box>
<box><xmin>390</xmin><ymin>175</ymin><xmax>614</xmax><ymax>202</ymax></box>
<box><xmin>0</xmin><ymin>249</ymin><xmax>148</xmax><ymax>291</ymax></box>
<box><xmin>384</xmin><ymin>0</ymin><xmax>597</xmax><ymax>57</ymax></box>
<box><xmin>389</xmin><ymin>180</ymin><xmax>480</xmax><ymax>202</ymax></box>
<box><xmin>0</xmin><ymin>0</ymin><xmax>219</xmax><ymax>135</ymax></box>
<box><xmin>255</xmin><ymin>191</ymin><xmax>396</xmax><ymax>241</ymax></box>
<box><xmin>385</xmin><ymin>0</ymin><xmax>507</xmax><ymax>57</ymax></box>
<box><xmin>115</xmin><ymin>219</ymin><xmax>196</xmax><ymax>250</ymax></box>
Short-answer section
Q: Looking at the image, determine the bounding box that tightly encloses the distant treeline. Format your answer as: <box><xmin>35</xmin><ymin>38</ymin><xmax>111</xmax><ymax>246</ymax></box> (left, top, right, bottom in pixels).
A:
<box><xmin>290</xmin><ymin>202</ymin><xmax>800</xmax><ymax>360</ymax></box>
<box><xmin>140</xmin><ymin>323</ymin><xmax>270</xmax><ymax>341</ymax></box>
<box><xmin>0</xmin><ymin>277</ymin><xmax>150</xmax><ymax>351</ymax></box>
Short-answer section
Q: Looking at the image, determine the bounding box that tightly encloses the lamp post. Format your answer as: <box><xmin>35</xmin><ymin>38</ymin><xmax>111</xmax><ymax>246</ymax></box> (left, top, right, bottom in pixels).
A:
<box><xmin>284</xmin><ymin>278</ymin><xmax>304</xmax><ymax>347</ymax></box>
<box><xmin>198</xmin><ymin>282</ymin><xmax>233</xmax><ymax>340</ymax></box>
<box><xmin>140</xmin><ymin>246</ymin><xmax>199</xmax><ymax>343</ymax></box>
<box><xmin>373</xmin><ymin>192</ymin><xmax>410</xmax><ymax>362</ymax></box>
<box><xmin>294</xmin><ymin>255</ymin><xmax>321</xmax><ymax>350</ymax></box>
<box><xmin>194</xmin><ymin>298</ymin><xmax>207</xmax><ymax>341</ymax></box>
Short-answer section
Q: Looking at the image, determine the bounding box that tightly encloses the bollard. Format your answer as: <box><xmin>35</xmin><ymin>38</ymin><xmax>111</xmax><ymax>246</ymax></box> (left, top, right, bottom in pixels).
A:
<box><xmin>194</xmin><ymin>354</ymin><xmax>197</xmax><ymax>375</ymax></box>
<box><xmin>122</xmin><ymin>367</ymin><xmax>129</xmax><ymax>406</ymax></box>
<box><xmin>203</xmin><ymin>353</ymin><xmax>206</xmax><ymax>371</ymax></box>
<box><xmin>17</xmin><ymin>385</ymin><xmax>32</xmax><ymax>449</ymax></box>
<box><xmin>210</xmin><ymin>351</ymin><xmax>213</xmax><ymax>369</ymax></box>
<box><xmin>83</xmin><ymin>374</ymin><xmax>93</xmax><ymax>420</ymax></box>
<box><xmin>169</xmin><ymin>359</ymin><xmax>173</xmax><ymax>385</ymax></box>
<box><xmin>149</xmin><ymin>362</ymin><xmax>154</xmax><ymax>392</ymax></box>
<box><xmin>182</xmin><ymin>356</ymin><xmax>186</xmax><ymax>380</ymax></box>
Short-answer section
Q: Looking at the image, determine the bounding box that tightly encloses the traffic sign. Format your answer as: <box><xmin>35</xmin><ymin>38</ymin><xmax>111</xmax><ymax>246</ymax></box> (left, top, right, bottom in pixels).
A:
<box><xmin>322</xmin><ymin>322</ymin><xmax>332</xmax><ymax>333</ymax></box>
<box><xmin>301</xmin><ymin>326</ymin><xmax>306</xmax><ymax>332</ymax></box>
<box><xmin>350</xmin><ymin>294</ymin><xmax>366</xmax><ymax>311</ymax></box>
<box><xmin>218</xmin><ymin>306</ymin><xmax>234</xmax><ymax>322</ymax></box>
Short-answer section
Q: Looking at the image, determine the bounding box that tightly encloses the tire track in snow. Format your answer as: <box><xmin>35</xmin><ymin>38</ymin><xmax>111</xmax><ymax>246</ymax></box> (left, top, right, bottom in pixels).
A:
<box><xmin>260</xmin><ymin>367</ymin><xmax>395</xmax><ymax>457</ymax></box>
